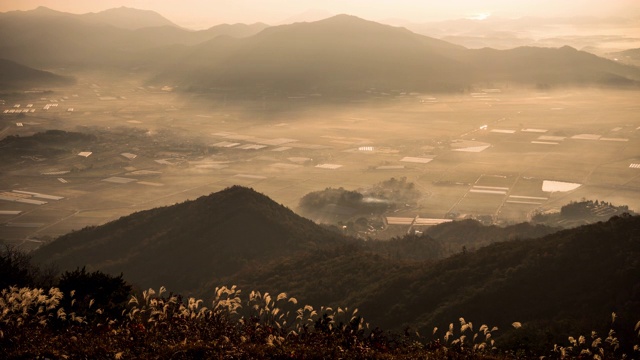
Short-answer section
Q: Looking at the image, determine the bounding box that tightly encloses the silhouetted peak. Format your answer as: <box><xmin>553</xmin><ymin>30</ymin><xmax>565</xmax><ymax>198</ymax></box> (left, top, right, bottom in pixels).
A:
<box><xmin>559</xmin><ymin>45</ymin><xmax>578</xmax><ymax>51</ymax></box>
<box><xmin>96</xmin><ymin>6</ymin><xmax>160</xmax><ymax>15</ymax></box>
<box><xmin>29</xmin><ymin>6</ymin><xmax>67</xmax><ymax>16</ymax></box>
<box><xmin>312</xmin><ymin>13</ymin><xmax>403</xmax><ymax>30</ymax></box>
<box><xmin>321</xmin><ymin>14</ymin><xmax>365</xmax><ymax>22</ymax></box>
<box><xmin>85</xmin><ymin>6</ymin><xmax>179</xmax><ymax>30</ymax></box>
<box><xmin>195</xmin><ymin>186</ymin><xmax>277</xmax><ymax>208</ymax></box>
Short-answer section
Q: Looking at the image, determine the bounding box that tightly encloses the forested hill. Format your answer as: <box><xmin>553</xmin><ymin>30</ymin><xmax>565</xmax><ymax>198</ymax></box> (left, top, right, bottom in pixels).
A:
<box><xmin>348</xmin><ymin>214</ymin><xmax>640</xmax><ymax>350</ymax></box>
<box><xmin>32</xmin><ymin>186</ymin><xmax>350</xmax><ymax>294</ymax></box>
<box><xmin>32</xmin><ymin>185</ymin><xmax>561</xmax><ymax>297</ymax></box>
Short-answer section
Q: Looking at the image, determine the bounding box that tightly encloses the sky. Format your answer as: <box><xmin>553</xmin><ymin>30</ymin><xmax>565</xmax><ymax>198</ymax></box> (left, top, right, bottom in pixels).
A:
<box><xmin>1</xmin><ymin>0</ymin><xmax>639</xmax><ymax>29</ymax></box>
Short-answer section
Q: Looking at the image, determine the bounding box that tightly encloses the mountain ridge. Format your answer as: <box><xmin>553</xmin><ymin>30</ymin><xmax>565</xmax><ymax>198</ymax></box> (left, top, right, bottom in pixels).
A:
<box><xmin>153</xmin><ymin>14</ymin><xmax>640</xmax><ymax>93</ymax></box>
<box><xmin>1</xmin><ymin>9</ymin><xmax>637</xmax><ymax>91</ymax></box>
<box><xmin>83</xmin><ymin>6</ymin><xmax>180</xmax><ymax>30</ymax></box>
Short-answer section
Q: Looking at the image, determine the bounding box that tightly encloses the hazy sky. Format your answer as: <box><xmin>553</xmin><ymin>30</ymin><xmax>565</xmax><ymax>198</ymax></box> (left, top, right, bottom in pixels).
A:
<box><xmin>1</xmin><ymin>0</ymin><xmax>639</xmax><ymax>29</ymax></box>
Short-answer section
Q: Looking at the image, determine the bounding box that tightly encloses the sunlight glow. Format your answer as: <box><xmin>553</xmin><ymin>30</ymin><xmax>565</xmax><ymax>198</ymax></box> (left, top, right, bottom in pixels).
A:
<box><xmin>467</xmin><ymin>12</ymin><xmax>492</xmax><ymax>20</ymax></box>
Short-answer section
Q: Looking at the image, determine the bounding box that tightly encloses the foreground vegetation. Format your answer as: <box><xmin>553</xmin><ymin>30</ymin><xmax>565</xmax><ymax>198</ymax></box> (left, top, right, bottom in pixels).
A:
<box><xmin>2</xmin><ymin>244</ymin><xmax>640</xmax><ymax>359</ymax></box>
<box><xmin>2</xmin><ymin>283</ymin><xmax>639</xmax><ymax>359</ymax></box>
<box><xmin>4</xmin><ymin>187</ymin><xmax>640</xmax><ymax>358</ymax></box>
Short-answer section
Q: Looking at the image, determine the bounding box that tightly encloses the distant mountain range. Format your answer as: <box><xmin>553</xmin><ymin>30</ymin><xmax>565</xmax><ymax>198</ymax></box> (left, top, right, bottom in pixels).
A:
<box><xmin>0</xmin><ymin>8</ymin><xmax>638</xmax><ymax>92</ymax></box>
<box><xmin>610</xmin><ymin>48</ymin><xmax>640</xmax><ymax>66</ymax></box>
<box><xmin>3</xmin><ymin>6</ymin><xmax>179</xmax><ymax>30</ymax></box>
<box><xmin>31</xmin><ymin>186</ymin><xmax>640</xmax><ymax>345</ymax></box>
<box><xmin>0</xmin><ymin>7</ymin><xmax>267</xmax><ymax>69</ymax></box>
<box><xmin>81</xmin><ymin>6</ymin><xmax>180</xmax><ymax>30</ymax></box>
<box><xmin>395</xmin><ymin>16</ymin><xmax>640</xmax><ymax>53</ymax></box>
<box><xmin>150</xmin><ymin>14</ymin><xmax>640</xmax><ymax>93</ymax></box>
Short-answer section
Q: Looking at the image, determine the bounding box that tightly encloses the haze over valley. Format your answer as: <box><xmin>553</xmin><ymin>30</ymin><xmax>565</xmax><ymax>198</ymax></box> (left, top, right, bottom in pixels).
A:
<box><xmin>1</xmin><ymin>6</ymin><xmax>639</xmax><ymax>247</ymax></box>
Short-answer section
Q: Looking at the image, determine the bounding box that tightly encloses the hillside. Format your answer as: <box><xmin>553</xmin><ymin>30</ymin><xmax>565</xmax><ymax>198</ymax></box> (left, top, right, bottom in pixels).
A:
<box><xmin>219</xmin><ymin>219</ymin><xmax>554</xmax><ymax>301</ymax></box>
<box><xmin>610</xmin><ymin>48</ymin><xmax>640</xmax><ymax>66</ymax></box>
<box><xmin>31</xmin><ymin>183</ymin><xmax>559</xmax><ymax>298</ymax></box>
<box><xmin>464</xmin><ymin>45</ymin><xmax>640</xmax><ymax>87</ymax></box>
<box><xmin>349</xmin><ymin>214</ymin><xmax>640</xmax><ymax>350</ymax></box>
<box><xmin>32</xmin><ymin>186</ymin><xmax>349</xmax><ymax>294</ymax></box>
<box><xmin>423</xmin><ymin>219</ymin><xmax>559</xmax><ymax>253</ymax></box>
<box><xmin>32</xmin><ymin>185</ymin><xmax>639</xmax><ymax>337</ymax></box>
<box><xmin>0</xmin><ymin>58</ymin><xmax>74</xmax><ymax>89</ymax></box>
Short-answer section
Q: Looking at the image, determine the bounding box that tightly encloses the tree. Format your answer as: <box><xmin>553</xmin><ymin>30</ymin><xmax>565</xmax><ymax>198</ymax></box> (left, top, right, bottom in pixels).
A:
<box><xmin>58</xmin><ymin>267</ymin><xmax>132</xmax><ymax>319</ymax></box>
<box><xmin>0</xmin><ymin>245</ymin><xmax>37</xmax><ymax>289</ymax></box>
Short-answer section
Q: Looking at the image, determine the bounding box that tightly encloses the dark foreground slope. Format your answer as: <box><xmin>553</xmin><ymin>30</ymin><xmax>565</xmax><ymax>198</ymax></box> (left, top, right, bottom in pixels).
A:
<box><xmin>349</xmin><ymin>214</ymin><xmax>640</xmax><ymax>348</ymax></box>
<box><xmin>32</xmin><ymin>186</ymin><xmax>639</xmax><ymax>349</ymax></box>
<box><xmin>217</xmin><ymin>215</ymin><xmax>639</xmax><ymax>345</ymax></box>
<box><xmin>32</xmin><ymin>186</ymin><xmax>349</xmax><ymax>293</ymax></box>
<box><xmin>220</xmin><ymin>221</ymin><xmax>559</xmax><ymax>306</ymax></box>
<box><xmin>7</xmin><ymin>213</ymin><xmax>640</xmax><ymax>358</ymax></box>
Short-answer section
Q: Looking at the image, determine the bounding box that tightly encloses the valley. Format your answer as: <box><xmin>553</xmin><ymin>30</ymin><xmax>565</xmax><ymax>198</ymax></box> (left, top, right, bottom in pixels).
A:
<box><xmin>1</xmin><ymin>75</ymin><xmax>638</xmax><ymax>248</ymax></box>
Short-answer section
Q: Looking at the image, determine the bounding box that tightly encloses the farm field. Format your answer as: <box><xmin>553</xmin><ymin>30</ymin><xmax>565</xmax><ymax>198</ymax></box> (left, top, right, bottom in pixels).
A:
<box><xmin>1</xmin><ymin>77</ymin><xmax>639</xmax><ymax>247</ymax></box>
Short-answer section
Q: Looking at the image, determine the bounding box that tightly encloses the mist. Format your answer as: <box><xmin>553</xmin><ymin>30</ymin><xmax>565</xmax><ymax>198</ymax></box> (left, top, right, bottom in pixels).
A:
<box><xmin>0</xmin><ymin>4</ymin><xmax>638</xmax><ymax>247</ymax></box>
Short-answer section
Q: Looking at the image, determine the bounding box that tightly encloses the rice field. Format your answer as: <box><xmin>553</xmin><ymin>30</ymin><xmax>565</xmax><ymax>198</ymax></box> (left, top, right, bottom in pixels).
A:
<box><xmin>542</xmin><ymin>180</ymin><xmax>582</xmax><ymax>193</ymax></box>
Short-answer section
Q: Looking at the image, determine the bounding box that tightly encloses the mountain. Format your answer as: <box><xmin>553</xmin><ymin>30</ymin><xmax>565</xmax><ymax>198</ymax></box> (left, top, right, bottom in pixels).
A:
<box><xmin>423</xmin><ymin>219</ymin><xmax>559</xmax><ymax>253</ymax></box>
<box><xmin>82</xmin><ymin>6</ymin><xmax>179</xmax><ymax>30</ymax></box>
<box><xmin>32</xmin><ymin>186</ymin><xmax>349</xmax><ymax>294</ymax></box>
<box><xmin>398</xmin><ymin>16</ymin><xmax>640</xmax><ymax>53</ymax></box>
<box><xmin>1</xmin><ymin>6</ymin><xmax>178</xmax><ymax>30</ymax></box>
<box><xmin>0</xmin><ymin>8</ymin><xmax>138</xmax><ymax>68</ymax></box>
<box><xmin>610</xmin><ymin>48</ymin><xmax>640</xmax><ymax>66</ymax></box>
<box><xmin>0</xmin><ymin>58</ymin><xmax>74</xmax><ymax>89</ymax></box>
<box><xmin>278</xmin><ymin>9</ymin><xmax>335</xmax><ymax>24</ymax></box>
<box><xmin>615</xmin><ymin>48</ymin><xmax>640</xmax><ymax>60</ymax></box>
<box><xmin>154</xmin><ymin>14</ymin><xmax>640</xmax><ymax>93</ymax></box>
<box><xmin>1</xmin><ymin>10</ymin><xmax>637</xmax><ymax>91</ymax></box>
<box><xmin>0</xmin><ymin>7</ymin><xmax>267</xmax><ymax>69</ymax></box>
<box><xmin>153</xmin><ymin>14</ymin><xmax>470</xmax><ymax>93</ymax></box>
<box><xmin>29</xmin><ymin>179</ymin><xmax>558</xmax><ymax>302</ymax></box>
<box><xmin>131</xmin><ymin>22</ymin><xmax>269</xmax><ymax>47</ymax></box>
